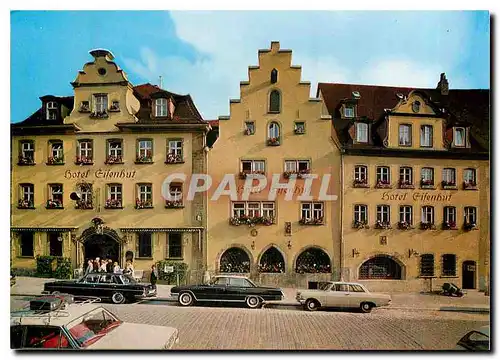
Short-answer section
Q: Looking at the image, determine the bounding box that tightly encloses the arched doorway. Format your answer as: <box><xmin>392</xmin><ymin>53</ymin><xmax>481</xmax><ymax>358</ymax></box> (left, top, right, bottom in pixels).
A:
<box><xmin>462</xmin><ymin>260</ymin><xmax>476</xmax><ymax>289</ymax></box>
<box><xmin>259</xmin><ymin>246</ymin><xmax>285</xmax><ymax>273</ymax></box>
<box><xmin>84</xmin><ymin>234</ymin><xmax>120</xmax><ymax>263</ymax></box>
<box><xmin>219</xmin><ymin>247</ymin><xmax>250</xmax><ymax>273</ymax></box>
<box><xmin>359</xmin><ymin>255</ymin><xmax>402</xmax><ymax>279</ymax></box>
<box><xmin>295</xmin><ymin>247</ymin><xmax>331</xmax><ymax>273</ymax></box>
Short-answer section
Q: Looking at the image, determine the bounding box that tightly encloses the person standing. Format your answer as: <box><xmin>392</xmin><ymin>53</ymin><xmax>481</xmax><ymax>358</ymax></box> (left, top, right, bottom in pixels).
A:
<box><xmin>85</xmin><ymin>260</ymin><xmax>94</xmax><ymax>275</ymax></box>
<box><xmin>113</xmin><ymin>262</ymin><xmax>121</xmax><ymax>274</ymax></box>
<box><xmin>150</xmin><ymin>264</ymin><xmax>158</xmax><ymax>290</ymax></box>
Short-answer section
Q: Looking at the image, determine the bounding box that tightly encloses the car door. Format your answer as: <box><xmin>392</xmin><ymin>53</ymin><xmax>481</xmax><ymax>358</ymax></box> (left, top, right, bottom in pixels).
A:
<box><xmin>326</xmin><ymin>283</ymin><xmax>350</xmax><ymax>307</ymax></box>
<box><xmin>200</xmin><ymin>277</ymin><xmax>228</xmax><ymax>301</ymax></box>
<box><xmin>226</xmin><ymin>277</ymin><xmax>252</xmax><ymax>301</ymax></box>
<box><xmin>97</xmin><ymin>274</ymin><xmax>116</xmax><ymax>299</ymax></box>
<box><xmin>75</xmin><ymin>274</ymin><xmax>99</xmax><ymax>296</ymax></box>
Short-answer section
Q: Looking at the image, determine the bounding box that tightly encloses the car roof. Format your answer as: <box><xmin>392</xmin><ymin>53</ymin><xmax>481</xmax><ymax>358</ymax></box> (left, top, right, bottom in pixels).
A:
<box><xmin>213</xmin><ymin>275</ymin><xmax>249</xmax><ymax>279</ymax></box>
<box><xmin>11</xmin><ymin>304</ymin><xmax>106</xmax><ymax>327</ymax></box>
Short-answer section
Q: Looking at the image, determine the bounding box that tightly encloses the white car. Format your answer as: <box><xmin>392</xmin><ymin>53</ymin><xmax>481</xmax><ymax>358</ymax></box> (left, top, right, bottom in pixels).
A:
<box><xmin>11</xmin><ymin>295</ymin><xmax>179</xmax><ymax>350</ymax></box>
<box><xmin>296</xmin><ymin>281</ymin><xmax>391</xmax><ymax>313</ymax></box>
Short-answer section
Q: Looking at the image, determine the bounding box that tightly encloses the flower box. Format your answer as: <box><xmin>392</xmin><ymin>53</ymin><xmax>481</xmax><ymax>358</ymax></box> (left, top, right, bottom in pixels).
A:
<box><xmin>283</xmin><ymin>169</ymin><xmax>311</xmax><ymax>179</ymax></box>
<box><xmin>79</xmin><ymin>104</ymin><xmax>90</xmax><ymax>113</ymax></box>
<box><xmin>463</xmin><ymin>181</ymin><xmax>477</xmax><ymax>190</ymax></box>
<box><xmin>463</xmin><ymin>222</ymin><xmax>478</xmax><ymax>231</ymax></box>
<box><xmin>104</xmin><ymin>199</ymin><xmax>122</xmax><ymax>209</ymax></box>
<box><xmin>75</xmin><ymin>200</ymin><xmax>93</xmax><ymax>210</ymax></box>
<box><xmin>135</xmin><ymin>199</ymin><xmax>153</xmax><ymax>209</ymax></box>
<box><xmin>442</xmin><ymin>221</ymin><xmax>457</xmax><ymax>230</ymax></box>
<box><xmin>47</xmin><ymin>156</ymin><xmax>64</xmax><ymax>165</ymax></box>
<box><xmin>109</xmin><ymin>104</ymin><xmax>120</xmax><ymax>112</ymax></box>
<box><xmin>294</xmin><ymin>128</ymin><xmax>305</xmax><ymax>135</ymax></box>
<box><xmin>244</xmin><ymin>128</ymin><xmax>254</xmax><ymax>136</ymax></box>
<box><xmin>375</xmin><ymin>180</ymin><xmax>391</xmax><ymax>189</ymax></box>
<box><xmin>165</xmin><ymin>200</ymin><xmax>184</xmax><ymax>209</ymax></box>
<box><xmin>441</xmin><ymin>181</ymin><xmax>457</xmax><ymax>189</ymax></box>
<box><xmin>239</xmin><ymin>171</ymin><xmax>265</xmax><ymax>179</ymax></box>
<box><xmin>165</xmin><ymin>153</ymin><xmax>184</xmax><ymax>164</ymax></box>
<box><xmin>229</xmin><ymin>215</ymin><xmax>275</xmax><ymax>226</ymax></box>
<box><xmin>398</xmin><ymin>180</ymin><xmax>414</xmax><ymax>189</ymax></box>
<box><xmin>17</xmin><ymin>199</ymin><xmax>34</xmax><ymax>209</ymax></box>
<box><xmin>135</xmin><ymin>154</ymin><xmax>153</xmax><ymax>164</ymax></box>
<box><xmin>89</xmin><ymin>111</ymin><xmax>109</xmax><ymax>119</ymax></box>
<box><xmin>299</xmin><ymin>217</ymin><xmax>324</xmax><ymax>226</ymax></box>
<box><xmin>353</xmin><ymin>220</ymin><xmax>369</xmax><ymax>229</ymax></box>
<box><xmin>46</xmin><ymin>199</ymin><xmax>63</xmax><ymax>209</ymax></box>
<box><xmin>375</xmin><ymin>220</ymin><xmax>392</xmax><ymax>229</ymax></box>
<box><xmin>420</xmin><ymin>222</ymin><xmax>436</xmax><ymax>230</ymax></box>
<box><xmin>267</xmin><ymin>137</ymin><xmax>280</xmax><ymax>146</ymax></box>
<box><xmin>353</xmin><ymin>179</ymin><xmax>369</xmax><ymax>188</ymax></box>
<box><xmin>75</xmin><ymin>156</ymin><xmax>93</xmax><ymax>165</ymax></box>
<box><xmin>18</xmin><ymin>156</ymin><xmax>35</xmax><ymax>165</ymax></box>
<box><xmin>420</xmin><ymin>180</ymin><xmax>434</xmax><ymax>188</ymax></box>
<box><xmin>105</xmin><ymin>155</ymin><xmax>123</xmax><ymax>164</ymax></box>
<box><xmin>398</xmin><ymin>221</ymin><xmax>412</xmax><ymax>230</ymax></box>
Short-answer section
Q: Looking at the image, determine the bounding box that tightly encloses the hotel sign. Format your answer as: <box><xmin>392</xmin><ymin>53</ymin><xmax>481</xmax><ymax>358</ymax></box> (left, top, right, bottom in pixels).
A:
<box><xmin>381</xmin><ymin>191</ymin><xmax>453</xmax><ymax>202</ymax></box>
<box><xmin>64</xmin><ymin>169</ymin><xmax>137</xmax><ymax>180</ymax></box>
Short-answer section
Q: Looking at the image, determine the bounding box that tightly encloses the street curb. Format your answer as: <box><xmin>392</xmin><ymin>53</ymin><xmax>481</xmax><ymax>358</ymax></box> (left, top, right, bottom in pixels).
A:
<box><xmin>439</xmin><ymin>307</ymin><xmax>490</xmax><ymax>314</ymax></box>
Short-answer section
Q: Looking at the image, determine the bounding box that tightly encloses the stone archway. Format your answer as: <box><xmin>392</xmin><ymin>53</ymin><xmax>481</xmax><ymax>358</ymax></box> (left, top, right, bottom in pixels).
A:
<box><xmin>295</xmin><ymin>247</ymin><xmax>331</xmax><ymax>274</ymax></box>
<box><xmin>219</xmin><ymin>247</ymin><xmax>251</xmax><ymax>273</ymax></box>
<box><xmin>79</xmin><ymin>223</ymin><xmax>125</xmax><ymax>266</ymax></box>
<box><xmin>358</xmin><ymin>255</ymin><xmax>403</xmax><ymax>280</ymax></box>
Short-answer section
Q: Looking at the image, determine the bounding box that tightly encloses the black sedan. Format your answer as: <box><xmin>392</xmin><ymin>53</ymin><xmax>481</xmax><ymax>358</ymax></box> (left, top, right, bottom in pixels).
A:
<box><xmin>43</xmin><ymin>272</ymin><xmax>156</xmax><ymax>304</ymax></box>
<box><xmin>170</xmin><ymin>275</ymin><xmax>284</xmax><ymax>308</ymax></box>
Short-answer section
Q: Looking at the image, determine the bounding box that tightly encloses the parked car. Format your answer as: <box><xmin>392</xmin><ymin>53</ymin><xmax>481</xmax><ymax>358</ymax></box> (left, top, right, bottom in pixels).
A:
<box><xmin>170</xmin><ymin>275</ymin><xmax>284</xmax><ymax>308</ymax></box>
<box><xmin>43</xmin><ymin>273</ymin><xmax>156</xmax><ymax>304</ymax></box>
<box><xmin>11</xmin><ymin>273</ymin><xmax>16</xmax><ymax>287</ymax></box>
<box><xmin>295</xmin><ymin>281</ymin><xmax>391</xmax><ymax>313</ymax></box>
<box><xmin>455</xmin><ymin>326</ymin><xmax>490</xmax><ymax>351</ymax></box>
<box><xmin>11</xmin><ymin>295</ymin><xmax>179</xmax><ymax>350</ymax></box>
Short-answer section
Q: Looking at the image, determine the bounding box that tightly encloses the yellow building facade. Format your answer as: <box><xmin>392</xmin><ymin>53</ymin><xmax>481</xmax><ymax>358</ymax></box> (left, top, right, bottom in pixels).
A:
<box><xmin>11</xmin><ymin>49</ymin><xmax>209</xmax><ymax>280</ymax></box>
<box><xmin>319</xmin><ymin>79</ymin><xmax>490</xmax><ymax>292</ymax></box>
<box><xmin>207</xmin><ymin>42</ymin><xmax>341</xmax><ymax>287</ymax></box>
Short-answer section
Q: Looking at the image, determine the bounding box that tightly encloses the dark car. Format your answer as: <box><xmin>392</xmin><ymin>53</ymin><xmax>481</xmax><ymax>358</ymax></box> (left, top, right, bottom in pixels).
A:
<box><xmin>455</xmin><ymin>326</ymin><xmax>490</xmax><ymax>351</ymax></box>
<box><xmin>43</xmin><ymin>273</ymin><xmax>156</xmax><ymax>304</ymax></box>
<box><xmin>170</xmin><ymin>275</ymin><xmax>284</xmax><ymax>308</ymax></box>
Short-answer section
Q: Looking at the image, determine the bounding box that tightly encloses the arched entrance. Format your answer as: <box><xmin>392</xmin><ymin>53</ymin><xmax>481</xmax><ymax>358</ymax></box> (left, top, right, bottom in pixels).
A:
<box><xmin>258</xmin><ymin>246</ymin><xmax>285</xmax><ymax>273</ymax></box>
<box><xmin>295</xmin><ymin>247</ymin><xmax>331</xmax><ymax>273</ymax></box>
<box><xmin>84</xmin><ymin>234</ymin><xmax>120</xmax><ymax>263</ymax></box>
<box><xmin>359</xmin><ymin>255</ymin><xmax>402</xmax><ymax>279</ymax></box>
<box><xmin>219</xmin><ymin>247</ymin><xmax>250</xmax><ymax>273</ymax></box>
<box><xmin>462</xmin><ymin>260</ymin><xmax>476</xmax><ymax>289</ymax></box>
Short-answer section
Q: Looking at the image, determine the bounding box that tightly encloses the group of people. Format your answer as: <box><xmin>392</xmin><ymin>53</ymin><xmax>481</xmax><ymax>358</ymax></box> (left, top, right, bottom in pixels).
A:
<box><xmin>84</xmin><ymin>257</ymin><xmax>135</xmax><ymax>277</ymax></box>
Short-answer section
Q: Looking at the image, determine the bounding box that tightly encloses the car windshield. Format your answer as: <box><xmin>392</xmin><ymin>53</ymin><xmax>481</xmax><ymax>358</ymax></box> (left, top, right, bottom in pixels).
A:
<box><xmin>65</xmin><ymin>307</ymin><xmax>122</xmax><ymax>348</ymax></box>
<box><xmin>318</xmin><ymin>282</ymin><xmax>332</xmax><ymax>291</ymax></box>
<box><xmin>119</xmin><ymin>274</ymin><xmax>137</xmax><ymax>284</ymax></box>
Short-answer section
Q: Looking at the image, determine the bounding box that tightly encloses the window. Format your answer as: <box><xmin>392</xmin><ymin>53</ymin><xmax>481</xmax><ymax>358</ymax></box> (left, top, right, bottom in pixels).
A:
<box><xmin>422</xmin><ymin>206</ymin><xmax>434</xmax><ymax>224</ymax></box>
<box><xmin>48</xmin><ymin>184</ymin><xmax>63</xmax><ymax>208</ymax></box>
<box><xmin>106</xmin><ymin>139</ymin><xmax>123</xmax><ymax>163</ymax></box>
<box><xmin>245</xmin><ymin>122</ymin><xmax>255</xmax><ymax>135</ymax></box>
<box><xmin>442</xmin><ymin>168</ymin><xmax>456</xmax><ymax>186</ymax></box>
<box><xmin>355</xmin><ymin>123</ymin><xmax>368</xmax><ymax>143</ymax></box>
<box><xmin>169</xmin><ymin>183</ymin><xmax>183</xmax><ymax>202</ymax></box>
<box><xmin>76</xmin><ymin>183</ymin><xmax>93</xmax><ymax>209</ymax></box>
<box><xmin>232</xmin><ymin>203</ymin><xmax>245</xmax><ymax>218</ymax></box>
<box><xmin>268</xmin><ymin>122</ymin><xmax>280</xmax><ymax>144</ymax></box>
<box><xmin>111</xmin><ymin>100</ymin><xmax>120</xmax><ymax>111</ymax></box>
<box><xmin>48</xmin><ymin>141</ymin><xmax>64</xmax><ymax>164</ymax></box>
<box><xmin>354</xmin><ymin>165</ymin><xmax>367</xmax><ymax>184</ymax></box>
<box><xmin>270</xmin><ymin>68</ymin><xmax>278</xmax><ymax>84</ymax></box>
<box><xmin>420</xmin><ymin>254</ymin><xmax>435</xmax><ymax>277</ymax></box>
<box><xmin>138</xmin><ymin>233</ymin><xmax>152</xmax><ymax>258</ymax></box>
<box><xmin>463</xmin><ymin>168</ymin><xmax>476</xmax><ymax>187</ymax></box>
<box><xmin>19</xmin><ymin>231</ymin><xmax>34</xmax><ymax>257</ymax></box>
<box><xmin>136</xmin><ymin>184</ymin><xmax>152</xmax><ymax>208</ymax></box>
<box><xmin>231</xmin><ymin>202</ymin><xmax>275</xmax><ymax>219</ymax></box>
<box><xmin>269</xmin><ymin>90</ymin><xmax>281</xmax><ymax>113</ymax></box>
<box><xmin>348</xmin><ymin>284</ymin><xmax>366</xmax><ymax>292</ymax></box>
<box><xmin>399</xmin><ymin>124</ymin><xmax>412</xmax><ymax>146</ymax></box>
<box><xmin>80</xmin><ymin>101</ymin><xmax>90</xmax><ymax>112</ymax></box>
<box><xmin>46</xmin><ymin>101</ymin><xmax>57</xmax><ymax>120</ymax></box>
<box><xmin>19</xmin><ymin>184</ymin><xmax>34</xmax><ymax>208</ymax></box>
<box><xmin>136</xmin><ymin>139</ymin><xmax>153</xmax><ymax>162</ymax></box>
<box><xmin>229</xmin><ymin>277</ymin><xmax>254</xmax><ymax>287</ymax></box>
<box><xmin>399</xmin><ymin>205</ymin><xmax>412</xmax><ymax>224</ymax></box>
<box><xmin>301</xmin><ymin>202</ymin><xmax>324</xmax><ymax>221</ymax></box>
<box><xmin>454</xmin><ymin>127</ymin><xmax>466</xmax><ymax>147</ymax></box>
<box><xmin>464</xmin><ymin>207</ymin><xmax>477</xmax><ymax>224</ymax></box>
<box><xmin>155</xmin><ymin>98</ymin><xmax>168</xmax><ymax>117</ymax></box>
<box><xmin>420</xmin><ymin>125</ymin><xmax>433</xmax><ymax>147</ymax></box>
<box><xmin>421</xmin><ymin>167</ymin><xmax>434</xmax><ymax>186</ymax></box>
<box><xmin>442</xmin><ymin>254</ymin><xmax>457</xmax><ymax>276</ymax></box>
<box><xmin>168</xmin><ymin>140</ymin><xmax>183</xmax><ymax>157</ymax></box>
<box><xmin>94</xmin><ymin>94</ymin><xmax>108</xmax><ymax>113</ymax></box>
<box><xmin>24</xmin><ymin>326</ymin><xmax>67</xmax><ymax>349</ymax></box>
<box><xmin>399</xmin><ymin>167</ymin><xmax>413</xmax><ymax>186</ymax></box>
<box><xmin>354</xmin><ymin>204</ymin><xmax>367</xmax><ymax>222</ymax></box>
<box><xmin>241</xmin><ymin>160</ymin><xmax>265</xmax><ymax>175</ymax></box>
<box><xmin>77</xmin><ymin>140</ymin><xmax>93</xmax><ymax>164</ymax></box>
<box><xmin>294</xmin><ymin>122</ymin><xmax>305</xmax><ymax>134</ymax></box>
<box><xmin>359</xmin><ymin>256</ymin><xmax>402</xmax><ymax>279</ymax></box>
<box><xmin>412</xmin><ymin>101</ymin><xmax>421</xmax><ymax>113</ymax></box>
<box><xmin>444</xmin><ymin>207</ymin><xmax>456</xmax><ymax>228</ymax></box>
<box><xmin>344</xmin><ymin>106</ymin><xmax>354</xmax><ymax>118</ymax></box>
<box><xmin>168</xmin><ymin>233</ymin><xmax>182</xmax><ymax>258</ymax></box>
<box><xmin>106</xmin><ymin>184</ymin><xmax>122</xmax><ymax>208</ymax></box>
<box><xmin>262</xmin><ymin>203</ymin><xmax>275</xmax><ymax>218</ymax></box>
<box><xmin>19</xmin><ymin>140</ymin><xmax>35</xmax><ymax>164</ymax></box>
<box><xmin>377</xmin><ymin>205</ymin><xmax>390</xmax><ymax>223</ymax></box>
<box><xmin>335</xmin><ymin>284</ymin><xmax>349</xmax><ymax>292</ymax></box>
<box><xmin>284</xmin><ymin>160</ymin><xmax>310</xmax><ymax>176</ymax></box>
<box><xmin>48</xmin><ymin>232</ymin><xmax>63</xmax><ymax>257</ymax></box>
<box><xmin>376</xmin><ymin>166</ymin><xmax>390</xmax><ymax>184</ymax></box>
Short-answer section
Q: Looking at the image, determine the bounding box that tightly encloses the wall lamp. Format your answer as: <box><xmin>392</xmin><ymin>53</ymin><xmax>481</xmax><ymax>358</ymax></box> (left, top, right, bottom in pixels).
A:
<box><xmin>352</xmin><ymin>248</ymin><xmax>360</xmax><ymax>257</ymax></box>
<box><xmin>251</xmin><ymin>241</ymin><xmax>255</xmax><ymax>250</ymax></box>
<box><xmin>408</xmin><ymin>249</ymin><xmax>420</xmax><ymax>258</ymax></box>
<box><xmin>287</xmin><ymin>240</ymin><xmax>292</xmax><ymax>250</ymax></box>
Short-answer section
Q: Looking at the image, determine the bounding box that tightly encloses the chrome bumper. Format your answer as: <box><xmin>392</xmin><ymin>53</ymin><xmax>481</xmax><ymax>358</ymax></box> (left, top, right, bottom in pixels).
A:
<box><xmin>296</xmin><ymin>295</ymin><xmax>305</xmax><ymax>304</ymax></box>
<box><xmin>169</xmin><ymin>293</ymin><xmax>179</xmax><ymax>301</ymax></box>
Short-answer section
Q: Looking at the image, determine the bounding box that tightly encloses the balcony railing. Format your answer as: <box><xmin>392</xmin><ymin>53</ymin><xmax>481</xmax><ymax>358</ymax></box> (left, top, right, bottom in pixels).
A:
<box><xmin>267</xmin><ymin>137</ymin><xmax>280</xmax><ymax>146</ymax></box>
<box><xmin>398</xmin><ymin>180</ymin><xmax>414</xmax><ymax>189</ymax></box>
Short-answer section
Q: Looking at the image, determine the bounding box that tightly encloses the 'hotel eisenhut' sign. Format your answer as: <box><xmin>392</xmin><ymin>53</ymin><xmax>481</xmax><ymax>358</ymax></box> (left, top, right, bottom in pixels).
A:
<box><xmin>64</xmin><ymin>169</ymin><xmax>137</xmax><ymax>180</ymax></box>
<box><xmin>382</xmin><ymin>191</ymin><xmax>453</xmax><ymax>202</ymax></box>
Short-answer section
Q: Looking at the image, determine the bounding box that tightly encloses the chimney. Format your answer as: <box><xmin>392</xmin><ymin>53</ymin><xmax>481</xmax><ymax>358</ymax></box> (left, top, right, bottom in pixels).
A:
<box><xmin>270</xmin><ymin>41</ymin><xmax>280</xmax><ymax>53</ymax></box>
<box><xmin>437</xmin><ymin>73</ymin><xmax>449</xmax><ymax>95</ymax></box>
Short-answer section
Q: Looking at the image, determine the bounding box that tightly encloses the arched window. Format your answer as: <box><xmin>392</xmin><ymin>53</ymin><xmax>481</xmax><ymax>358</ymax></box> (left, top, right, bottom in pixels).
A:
<box><xmin>268</xmin><ymin>122</ymin><xmax>280</xmax><ymax>140</ymax></box>
<box><xmin>219</xmin><ymin>247</ymin><xmax>250</xmax><ymax>273</ymax></box>
<box><xmin>359</xmin><ymin>255</ymin><xmax>402</xmax><ymax>279</ymax></box>
<box><xmin>271</xmin><ymin>69</ymin><xmax>278</xmax><ymax>84</ymax></box>
<box><xmin>295</xmin><ymin>248</ymin><xmax>331</xmax><ymax>273</ymax></box>
<box><xmin>259</xmin><ymin>247</ymin><xmax>285</xmax><ymax>273</ymax></box>
<box><xmin>269</xmin><ymin>90</ymin><xmax>281</xmax><ymax>113</ymax></box>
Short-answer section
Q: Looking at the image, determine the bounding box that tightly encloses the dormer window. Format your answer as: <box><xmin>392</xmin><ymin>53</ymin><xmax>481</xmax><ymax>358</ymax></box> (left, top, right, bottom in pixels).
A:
<box><xmin>46</xmin><ymin>102</ymin><xmax>57</xmax><ymax>120</ymax></box>
<box><xmin>355</xmin><ymin>122</ymin><xmax>368</xmax><ymax>143</ymax></box>
<box><xmin>155</xmin><ymin>98</ymin><xmax>168</xmax><ymax>117</ymax></box>
<box><xmin>454</xmin><ymin>127</ymin><xmax>466</xmax><ymax>147</ymax></box>
<box><xmin>412</xmin><ymin>101</ymin><xmax>421</xmax><ymax>113</ymax></box>
<box><xmin>344</xmin><ymin>105</ymin><xmax>355</xmax><ymax>118</ymax></box>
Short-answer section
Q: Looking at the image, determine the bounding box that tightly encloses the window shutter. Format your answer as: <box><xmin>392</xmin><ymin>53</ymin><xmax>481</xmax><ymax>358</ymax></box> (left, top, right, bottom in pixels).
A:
<box><xmin>348</xmin><ymin>124</ymin><xmax>356</xmax><ymax>140</ymax></box>
<box><xmin>168</xmin><ymin>99</ymin><xmax>175</xmax><ymax>119</ymax></box>
<box><xmin>135</xmin><ymin>233</ymin><xmax>140</xmax><ymax>257</ymax></box>
<box><xmin>444</xmin><ymin>127</ymin><xmax>453</xmax><ymax>147</ymax></box>
<box><xmin>466</xmin><ymin>128</ymin><xmax>472</xmax><ymax>148</ymax></box>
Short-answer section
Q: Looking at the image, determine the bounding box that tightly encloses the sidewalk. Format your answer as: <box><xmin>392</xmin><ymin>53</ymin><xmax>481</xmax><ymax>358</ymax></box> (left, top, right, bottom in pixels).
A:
<box><xmin>11</xmin><ymin>276</ymin><xmax>490</xmax><ymax>313</ymax></box>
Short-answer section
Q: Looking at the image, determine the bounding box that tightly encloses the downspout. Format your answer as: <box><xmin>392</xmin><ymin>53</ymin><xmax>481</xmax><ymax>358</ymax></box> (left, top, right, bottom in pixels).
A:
<box><xmin>340</xmin><ymin>150</ymin><xmax>345</xmax><ymax>282</ymax></box>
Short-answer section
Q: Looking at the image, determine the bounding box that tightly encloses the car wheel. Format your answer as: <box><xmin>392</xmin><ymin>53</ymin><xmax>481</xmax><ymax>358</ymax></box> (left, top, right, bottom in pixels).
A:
<box><xmin>245</xmin><ymin>296</ymin><xmax>261</xmax><ymax>309</ymax></box>
<box><xmin>111</xmin><ymin>292</ymin><xmax>126</xmax><ymax>304</ymax></box>
<box><xmin>178</xmin><ymin>292</ymin><xmax>194</xmax><ymax>306</ymax></box>
<box><xmin>305</xmin><ymin>299</ymin><xmax>320</xmax><ymax>311</ymax></box>
<box><xmin>360</xmin><ymin>302</ymin><xmax>373</xmax><ymax>313</ymax></box>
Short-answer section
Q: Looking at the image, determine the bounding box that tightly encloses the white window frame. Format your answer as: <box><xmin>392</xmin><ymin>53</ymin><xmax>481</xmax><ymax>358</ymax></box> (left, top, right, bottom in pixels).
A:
<box><xmin>420</xmin><ymin>125</ymin><xmax>433</xmax><ymax>147</ymax></box>
<box><xmin>51</xmin><ymin>142</ymin><xmax>63</xmax><ymax>158</ymax></box>
<box><xmin>399</xmin><ymin>205</ymin><xmax>412</xmax><ymax>224</ymax></box>
<box><xmin>50</xmin><ymin>184</ymin><xmax>63</xmax><ymax>202</ymax></box>
<box><xmin>94</xmin><ymin>94</ymin><xmax>108</xmax><ymax>113</ymax></box>
<box><xmin>138</xmin><ymin>140</ymin><xmax>153</xmax><ymax>158</ymax></box>
<box><xmin>80</xmin><ymin>184</ymin><xmax>93</xmax><ymax>202</ymax></box>
<box><xmin>354</xmin><ymin>165</ymin><xmax>367</xmax><ymax>182</ymax></box>
<box><xmin>421</xmin><ymin>167</ymin><xmax>434</xmax><ymax>183</ymax></box>
<box><xmin>245</xmin><ymin>122</ymin><xmax>255</xmax><ymax>134</ymax></box>
<box><xmin>138</xmin><ymin>184</ymin><xmax>152</xmax><ymax>202</ymax></box>
<box><xmin>21</xmin><ymin>184</ymin><xmax>34</xmax><ymax>202</ymax></box>
<box><xmin>399</xmin><ymin>124</ymin><xmax>412</xmax><ymax>146</ymax></box>
<box><xmin>422</xmin><ymin>206</ymin><xmax>434</xmax><ymax>224</ymax></box>
<box><xmin>354</xmin><ymin>204</ymin><xmax>368</xmax><ymax>222</ymax></box>
<box><xmin>377</xmin><ymin>205</ymin><xmax>390</xmax><ymax>223</ymax></box>
<box><xmin>356</xmin><ymin>122</ymin><xmax>368</xmax><ymax>143</ymax></box>
<box><xmin>168</xmin><ymin>140</ymin><xmax>183</xmax><ymax>156</ymax></box>
<box><xmin>344</xmin><ymin>106</ymin><xmax>354</xmax><ymax>118</ymax></box>
<box><xmin>231</xmin><ymin>202</ymin><xmax>276</xmax><ymax>218</ymax></box>
<box><xmin>464</xmin><ymin>169</ymin><xmax>476</xmax><ymax>184</ymax></box>
<box><xmin>444</xmin><ymin>206</ymin><xmax>456</xmax><ymax>223</ymax></box>
<box><xmin>108</xmin><ymin>185</ymin><xmax>122</xmax><ymax>201</ymax></box>
<box><xmin>46</xmin><ymin>101</ymin><xmax>57</xmax><ymax>120</ymax></box>
<box><xmin>442</xmin><ymin>168</ymin><xmax>456</xmax><ymax>185</ymax></box>
<box><xmin>21</xmin><ymin>141</ymin><xmax>34</xmax><ymax>158</ymax></box>
<box><xmin>284</xmin><ymin>160</ymin><xmax>310</xmax><ymax>173</ymax></box>
<box><xmin>400</xmin><ymin>167</ymin><xmax>413</xmax><ymax>184</ymax></box>
<box><xmin>464</xmin><ymin>207</ymin><xmax>477</xmax><ymax>224</ymax></box>
<box><xmin>268</xmin><ymin>122</ymin><xmax>280</xmax><ymax>139</ymax></box>
<box><xmin>242</xmin><ymin>160</ymin><xmax>265</xmax><ymax>173</ymax></box>
<box><xmin>169</xmin><ymin>184</ymin><xmax>183</xmax><ymax>201</ymax></box>
<box><xmin>262</xmin><ymin>202</ymin><xmax>275</xmax><ymax>218</ymax></box>
<box><xmin>232</xmin><ymin>202</ymin><xmax>245</xmax><ymax>217</ymax></box>
<box><xmin>377</xmin><ymin>166</ymin><xmax>390</xmax><ymax>182</ymax></box>
<box><xmin>108</xmin><ymin>140</ymin><xmax>122</xmax><ymax>157</ymax></box>
<box><xmin>78</xmin><ymin>140</ymin><xmax>93</xmax><ymax>158</ymax></box>
<box><xmin>454</xmin><ymin>127</ymin><xmax>466</xmax><ymax>147</ymax></box>
<box><xmin>301</xmin><ymin>202</ymin><xmax>324</xmax><ymax>220</ymax></box>
<box><xmin>155</xmin><ymin>98</ymin><xmax>168</xmax><ymax>117</ymax></box>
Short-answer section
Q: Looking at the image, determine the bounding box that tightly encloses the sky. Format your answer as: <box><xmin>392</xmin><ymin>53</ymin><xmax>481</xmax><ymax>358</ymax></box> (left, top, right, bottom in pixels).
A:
<box><xmin>10</xmin><ymin>10</ymin><xmax>490</xmax><ymax>122</ymax></box>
